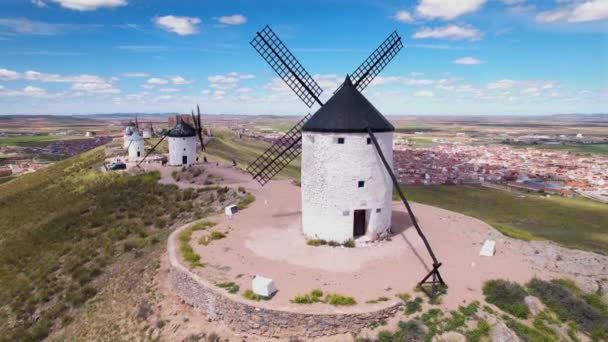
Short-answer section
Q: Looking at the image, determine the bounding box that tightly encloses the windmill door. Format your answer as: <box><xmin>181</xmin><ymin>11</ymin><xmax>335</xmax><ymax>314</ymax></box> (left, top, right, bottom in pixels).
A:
<box><xmin>353</xmin><ymin>210</ymin><xmax>366</xmax><ymax>237</ymax></box>
<box><xmin>182</xmin><ymin>156</ymin><xmax>188</xmax><ymax>165</ymax></box>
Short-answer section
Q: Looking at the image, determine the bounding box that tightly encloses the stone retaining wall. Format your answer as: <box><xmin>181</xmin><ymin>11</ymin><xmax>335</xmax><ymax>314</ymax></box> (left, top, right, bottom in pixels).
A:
<box><xmin>168</xmin><ymin>226</ymin><xmax>404</xmax><ymax>338</ymax></box>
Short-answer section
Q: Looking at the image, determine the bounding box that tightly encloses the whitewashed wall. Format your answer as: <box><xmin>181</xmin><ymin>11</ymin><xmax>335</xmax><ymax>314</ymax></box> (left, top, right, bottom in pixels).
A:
<box><xmin>127</xmin><ymin>134</ymin><xmax>145</xmax><ymax>158</ymax></box>
<box><xmin>168</xmin><ymin>136</ymin><xmax>197</xmax><ymax>166</ymax></box>
<box><xmin>123</xmin><ymin>135</ymin><xmax>132</xmax><ymax>149</ymax></box>
<box><xmin>301</xmin><ymin>132</ymin><xmax>393</xmax><ymax>242</ymax></box>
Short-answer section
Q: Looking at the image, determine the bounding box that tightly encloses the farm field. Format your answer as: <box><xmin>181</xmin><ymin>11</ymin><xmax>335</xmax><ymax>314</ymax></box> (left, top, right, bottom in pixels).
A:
<box><xmin>399</xmin><ymin>185</ymin><xmax>608</xmax><ymax>255</ymax></box>
<box><xmin>510</xmin><ymin>143</ymin><xmax>608</xmax><ymax>155</ymax></box>
<box><xmin>0</xmin><ymin>135</ymin><xmax>86</xmax><ymax>146</ymax></box>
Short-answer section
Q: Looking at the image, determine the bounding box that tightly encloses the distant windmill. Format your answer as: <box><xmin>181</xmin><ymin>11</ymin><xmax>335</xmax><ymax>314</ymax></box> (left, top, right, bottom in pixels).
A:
<box><xmin>246</xmin><ymin>26</ymin><xmax>445</xmax><ymax>297</ymax></box>
<box><xmin>123</xmin><ymin>119</ymin><xmax>136</xmax><ymax>149</ymax></box>
<box><xmin>136</xmin><ymin>106</ymin><xmax>205</xmax><ymax>167</ymax></box>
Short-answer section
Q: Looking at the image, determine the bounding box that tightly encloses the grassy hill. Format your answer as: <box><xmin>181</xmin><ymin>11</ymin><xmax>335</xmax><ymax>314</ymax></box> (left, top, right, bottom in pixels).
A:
<box><xmin>0</xmin><ymin>147</ymin><xmax>223</xmax><ymax>340</ymax></box>
<box><xmin>400</xmin><ymin>185</ymin><xmax>608</xmax><ymax>255</ymax></box>
<box><xmin>204</xmin><ymin>130</ymin><xmax>301</xmax><ymax>180</ymax></box>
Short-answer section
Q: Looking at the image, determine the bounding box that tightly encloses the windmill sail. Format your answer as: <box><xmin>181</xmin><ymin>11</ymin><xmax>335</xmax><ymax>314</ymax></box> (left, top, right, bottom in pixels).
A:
<box><xmin>246</xmin><ymin>114</ymin><xmax>311</xmax><ymax>185</ymax></box>
<box><xmin>251</xmin><ymin>26</ymin><xmax>324</xmax><ymax>108</ymax></box>
<box><xmin>335</xmin><ymin>31</ymin><xmax>403</xmax><ymax>93</ymax></box>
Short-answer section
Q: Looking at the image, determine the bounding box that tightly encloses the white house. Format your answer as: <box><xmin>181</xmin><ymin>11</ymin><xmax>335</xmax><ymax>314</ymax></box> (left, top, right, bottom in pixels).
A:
<box><xmin>127</xmin><ymin>131</ymin><xmax>145</xmax><ymax>159</ymax></box>
<box><xmin>167</xmin><ymin>120</ymin><xmax>198</xmax><ymax>166</ymax></box>
<box><xmin>300</xmin><ymin>76</ymin><xmax>394</xmax><ymax>243</ymax></box>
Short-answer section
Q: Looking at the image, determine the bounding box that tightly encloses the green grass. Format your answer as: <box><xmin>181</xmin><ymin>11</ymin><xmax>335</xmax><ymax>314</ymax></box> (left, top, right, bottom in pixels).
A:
<box><xmin>242</xmin><ymin>289</ymin><xmax>265</xmax><ymax>301</ymax></box>
<box><xmin>306</xmin><ymin>238</ymin><xmax>327</xmax><ymax>246</ymax></box>
<box><xmin>0</xmin><ymin>135</ymin><xmax>86</xmax><ymax>146</ymax></box>
<box><xmin>236</xmin><ymin>193</ymin><xmax>255</xmax><ymax>210</ymax></box>
<box><xmin>404</xmin><ymin>297</ymin><xmax>423</xmax><ymax>315</ymax></box>
<box><xmin>325</xmin><ymin>293</ymin><xmax>357</xmax><ymax>306</ymax></box>
<box><xmin>216</xmin><ymin>281</ymin><xmax>240</xmax><ymax>294</ymax></box>
<box><xmin>366</xmin><ymin>296</ymin><xmax>389</xmax><ymax>304</ymax></box>
<box><xmin>0</xmin><ymin>147</ymin><xmax>215</xmax><ymax>340</ymax></box>
<box><xmin>398</xmin><ymin>185</ymin><xmax>608</xmax><ymax>255</ymax></box>
<box><xmin>395</xmin><ymin>292</ymin><xmax>411</xmax><ymax>302</ymax></box>
<box><xmin>209</xmin><ymin>231</ymin><xmax>226</xmax><ymax>240</ymax></box>
<box><xmin>482</xmin><ymin>279</ymin><xmax>530</xmax><ymax>319</ymax></box>
<box><xmin>0</xmin><ymin>176</ymin><xmax>15</xmax><ymax>185</ymax></box>
<box><xmin>511</xmin><ymin>143</ymin><xmax>608</xmax><ymax>155</ymax></box>
<box><xmin>178</xmin><ymin>222</ymin><xmax>214</xmax><ymax>268</ymax></box>
<box><xmin>204</xmin><ymin>130</ymin><xmax>300</xmax><ymax>180</ymax></box>
<box><xmin>527</xmin><ymin>278</ymin><xmax>608</xmax><ymax>338</ymax></box>
<box><xmin>291</xmin><ymin>289</ymin><xmax>324</xmax><ymax>304</ymax></box>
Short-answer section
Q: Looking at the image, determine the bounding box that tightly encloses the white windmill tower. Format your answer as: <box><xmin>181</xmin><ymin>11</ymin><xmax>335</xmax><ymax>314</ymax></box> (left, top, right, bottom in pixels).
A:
<box><xmin>300</xmin><ymin>76</ymin><xmax>394</xmax><ymax>242</ymax></box>
<box><xmin>127</xmin><ymin>130</ymin><xmax>145</xmax><ymax>159</ymax></box>
<box><xmin>123</xmin><ymin>120</ymin><xmax>136</xmax><ymax>149</ymax></box>
<box><xmin>167</xmin><ymin>118</ymin><xmax>197</xmax><ymax>166</ymax></box>
<box><xmin>246</xmin><ymin>26</ymin><xmax>445</xmax><ymax>297</ymax></box>
<box><xmin>136</xmin><ymin>107</ymin><xmax>206</xmax><ymax>167</ymax></box>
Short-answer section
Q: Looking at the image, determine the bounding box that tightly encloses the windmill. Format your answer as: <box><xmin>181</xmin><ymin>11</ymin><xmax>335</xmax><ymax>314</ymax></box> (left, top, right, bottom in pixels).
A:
<box><xmin>136</xmin><ymin>107</ymin><xmax>205</xmax><ymax>167</ymax></box>
<box><xmin>246</xmin><ymin>25</ymin><xmax>445</xmax><ymax>297</ymax></box>
<box><xmin>123</xmin><ymin>119</ymin><xmax>136</xmax><ymax>149</ymax></box>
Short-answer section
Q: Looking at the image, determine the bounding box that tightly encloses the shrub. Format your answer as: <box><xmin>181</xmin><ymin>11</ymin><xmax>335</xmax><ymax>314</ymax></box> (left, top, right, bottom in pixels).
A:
<box><xmin>343</xmin><ymin>239</ymin><xmax>356</xmax><ymax>248</ymax></box>
<box><xmin>376</xmin><ymin>321</ymin><xmax>425</xmax><ymax>342</ymax></box>
<box><xmin>465</xmin><ymin>319</ymin><xmax>491</xmax><ymax>342</ymax></box>
<box><xmin>328</xmin><ymin>241</ymin><xmax>340</xmax><ymax>247</ymax></box>
<box><xmin>404</xmin><ymin>297</ymin><xmax>423</xmax><ymax>315</ymax></box>
<box><xmin>243</xmin><ymin>289</ymin><xmax>263</xmax><ymax>301</ymax></box>
<box><xmin>291</xmin><ymin>289</ymin><xmax>323</xmax><ymax>304</ymax></box>
<box><xmin>366</xmin><ymin>296</ymin><xmax>389</xmax><ymax>304</ymax></box>
<box><xmin>396</xmin><ymin>292</ymin><xmax>411</xmax><ymax>302</ymax></box>
<box><xmin>502</xmin><ymin>315</ymin><xmax>554</xmax><ymax>342</ymax></box>
<box><xmin>415</xmin><ymin>283</ymin><xmax>448</xmax><ymax>305</ymax></box>
<box><xmin>527</xmin><ymin>278</ymin><xmax>608</xmax><ymax>336</ymax></box>
<box><xmin>209</xmin><ymin>231</ymin><xmax>226</xmax><ymax>240</ymax></box>
<box><xmin>216</xmin><ymin>281</ymin><xmax>239</xmax><ymax>294</ymax></box>
<box><xmin>306</xmin><ymin>239</ymin><xmax>327</xmax><ymax>247</ymax></box>
<box><xmin>482</xmin><ymin>279</ymin><xmax>529</xmax><ymax>319</ymax></box>
<box><xmin>237</xmin><ymin>193</ymin><xmax>255</xmax><ymax>210</ymax></box>
<box><xmin>325</xmin><ymin>293</ymin><xmax>357</xmax><ymax>306</ymax></box>
<box><xmin>459</xmin><ymin>300</ymin><xmax>480</xmax><ymax>317</ymax></box>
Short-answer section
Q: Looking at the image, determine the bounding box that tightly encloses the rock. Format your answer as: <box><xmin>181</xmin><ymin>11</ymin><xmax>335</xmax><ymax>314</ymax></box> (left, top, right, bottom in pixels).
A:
<box><xmin>524</xmin><ymin>296</ymin><xmax>544</xmax><ymax>316</ymax></box>
<box><xmin>492</xmin><ymin>320</ymin><xmax>520</xmax><ymax>342</ymax></box>
<box><xmin>479</xmin><ymin>240</ymin><xmax>496</xmax><ymax>257</ymax></box>
<box><xmin>433</xmin><ymin>331</ymin><xmax>466</xmax><ymax>342</ymax></box>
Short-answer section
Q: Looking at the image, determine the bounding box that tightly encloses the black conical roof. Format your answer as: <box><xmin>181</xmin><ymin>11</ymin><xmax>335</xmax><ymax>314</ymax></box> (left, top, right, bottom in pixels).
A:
<box><xmin>167</xmin><ymin>120</ymin><xmax>196</xmax><ymax>137</ymax></box>
<box><xmin>302</xmin><ymin>76</ymin><xmax>394</xmax><ymax>133</ymax></box>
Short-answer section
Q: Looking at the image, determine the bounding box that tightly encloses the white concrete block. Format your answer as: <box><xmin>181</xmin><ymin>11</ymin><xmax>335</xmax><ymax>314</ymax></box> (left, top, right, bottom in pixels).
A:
<box><xmin>224</xmin><ymin>205</ymin><xmax>238</xmax><ymax>216</ymax></box>
<box><xmin>252</xmin><ymin>275</ymin><xmax>276</xmax><ymax>297</ymax></box>
<box><xmin>479</xmin><ymin>240</ymin><xmax>496</xmax><ymax>257</ymax></box>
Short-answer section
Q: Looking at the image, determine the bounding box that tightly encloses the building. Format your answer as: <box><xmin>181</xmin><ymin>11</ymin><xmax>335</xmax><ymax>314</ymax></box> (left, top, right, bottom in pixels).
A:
<box><xmin>167</xmin><ymin>119</ymin><xmax>197</xmax><ymax>166</ymax></box>
<box><xmin>300</xmin><ymin>76</ymin><xmax>394</xmax><ymax>243</ymax></box>
<box><xmin>127</xmin><ymin>131</ymin><xmax>144</xmax><ymax>158</ymax></box>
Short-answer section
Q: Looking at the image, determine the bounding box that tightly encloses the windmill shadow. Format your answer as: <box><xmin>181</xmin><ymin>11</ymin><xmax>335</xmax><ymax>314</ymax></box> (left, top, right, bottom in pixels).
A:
<box><xmin>391</xmin><ymin>211</ymin><xmax>431</xmax><ymax>273</ymax></box>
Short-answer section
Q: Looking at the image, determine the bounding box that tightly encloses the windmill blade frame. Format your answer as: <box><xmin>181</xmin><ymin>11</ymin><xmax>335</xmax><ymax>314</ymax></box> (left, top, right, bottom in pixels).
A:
<box><xmin>136</xmin><ymin>132</ymin><xmax>169</xmax><ymax>167</ymax></box>
<box><xmin>251</xmin><ymin>25</ymin><xmax>324</xmax><ymax>108</ymax></box>
<box><xmin>196</xmin><ymin>105</ymin><xmax>206</xmax><ymax>151</ymax></box>
<box><xmin>246</xmin><ymin>114</ymin><xmax>311</xmax><ymax>185</ymax></box>
<box><xmin>335</xmin><ymin>31</ymin><xmax>403</xmax><ymax>94</ymax></box>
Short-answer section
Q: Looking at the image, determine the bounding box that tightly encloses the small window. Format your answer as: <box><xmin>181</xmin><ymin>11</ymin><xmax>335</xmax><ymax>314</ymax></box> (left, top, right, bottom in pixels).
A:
<box><xmin>376</xmin><ymin>208</ymin><xmax>381</xmax><ymax>213</ymax></box>
<box><xmin>358</xmin><ymin>181</ymin><xmax>365</xmax><ymax>188</ymax></box>
<box><xmin>367</xmin><ymin>138</ymin><xmax>372</xmax><ymax>145</ymax></box>
<box><xmin>342</xmin><ymin>211</ymin><xmax>349</xmax><ymax>216</ymax></box>
<box><xmin>183</xmin><ymin>148</ymin><xmax>186</xmax><ymax>151</ymax></box>
<box><xmin>337</xmin><ymin>137</ymin><xmax>345</xmax><ymax>144</ymax></box>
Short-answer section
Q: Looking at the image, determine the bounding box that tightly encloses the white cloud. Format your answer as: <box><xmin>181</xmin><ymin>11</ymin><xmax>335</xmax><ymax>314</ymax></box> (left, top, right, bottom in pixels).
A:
<box><xmin>208</xmin><ymin>72</ymin><xmax>254</xmax><ymax>84</ymax></box>
<box><xmin>215</xmin><ymin>14</ymin><xmax>247</xmax><ymax>25</ymax></box>
<box><xmin>416</xmin><ymin>0</ymin><xmax>486</xmax><ymax>20</ymax></box>
<box><xmin>535</xmin><ymin>0</ymin><xmax>608</xmax><ymax>23</ymax></box>
<box><xmin>521</xmin><ymin>87</ymin><xmax>539</xmax><ymax>95</ymax></box>
<box><xmin>159</xmin><ymin>87</ymin><xmax>179</xmax><ymax>93</ymax></box>
<box><xmin>0</xmin><ymin>68</ymin><xmax>20</xmax><ymax>80</ymax></box>
<box><xmin>122</xmin><ymin>72</ymin><xmax>149</xmax><ymax>77</ymax></box>
<box><xmin>453</xmin><ymin>57</ymin><xmax>483</xmax><ymax>65</ymax></box>
<box><xmin>235</xmin><ymin>87</ymin><xmax>252</xmax><ymax>93</ymax></box>
<box><xmin>535</xmin><ymin>9</ymin><xmax>570</xmax><ymax>22</ymax></box>
<box><xmin>0</xmin><ymin>18</ymin><xmax>80</xmax><ymax>36</ymax></box>
<box><xmin>569</xmin><ymin>0</ymin><xmax>608</xmax><ymax>22</ymax></box>
<box><xmin>393</xmin><ymin>10</ymin><xmax>414</xmax><ymax>23</ymax></box>
<box><xmin>414</xmin><ymin>90</ymin><xmax>435</xmax><ymax>97</ymax></box>
<box><xmin>487</xmin><ymin>79</ymin><xmax>517</xmax><ymax>89</ymax></box>
<box><xmin>31</xmin><ymin>0</ymin><xmax>47</xmax><ymax>7</ymax></box>
<box><xmin>23</xmin><ymin>86</ymin><xmax>47</xmax><ymax>96</ymax></box>
<box><xmin>147</xmin><ymin>77</ymin><xmax>168</xmax><ymax>85</ymax></box>
<box><xmin>50</xmin><ymin>0</ymin><xmax>127</xmax><ymax>11</ymax></box>
<box><xmin>171</xmin><ymin>76</ymin><xmax>190</xmax><ymax>85</ymax></box>
<box><xmin>502</xmin><ymin>0</ymin><xmax>525</xmax><ymax>4</ymax></box>
<box><xmin>153</xmin><ymin>15</ymin><xmax>201</xmax><ymax>35</ymax></box>
<box><xmin>72</xmin><ymin>81</ymin><xmax>120</xmax><ymax>93</ymax></box>
<box><xmin>413</xmin><ymin>25</ymin><xmax>483</xmax><ymax>41</ymax></box>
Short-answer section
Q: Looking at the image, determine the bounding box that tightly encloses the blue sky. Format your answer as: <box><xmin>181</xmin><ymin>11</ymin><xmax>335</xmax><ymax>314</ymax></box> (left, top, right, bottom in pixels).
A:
<box><xmin>0</xmin><ymin>0</ymin><xmax>606</xmax><ymax>115</ymax></box>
